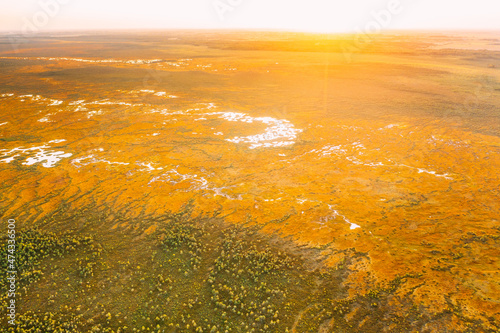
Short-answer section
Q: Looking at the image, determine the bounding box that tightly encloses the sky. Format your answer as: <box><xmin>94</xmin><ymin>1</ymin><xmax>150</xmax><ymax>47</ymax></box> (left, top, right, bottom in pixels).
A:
<box><xmin>0</xmin><ymin>0</ymin><xmax>499</xmax><ymax>33</ymax></box>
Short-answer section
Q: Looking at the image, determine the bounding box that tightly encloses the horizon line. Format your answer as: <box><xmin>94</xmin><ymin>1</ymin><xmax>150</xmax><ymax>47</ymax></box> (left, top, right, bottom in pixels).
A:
<box><xmin>1</xmin><ymin>27</ymin><xmax>499</xmax><ymax>35</ymax></box>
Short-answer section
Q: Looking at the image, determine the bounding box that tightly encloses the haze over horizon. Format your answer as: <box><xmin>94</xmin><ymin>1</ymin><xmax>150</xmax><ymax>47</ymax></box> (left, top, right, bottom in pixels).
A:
<box><xmin>1</xmin><ymin>0</ymin><xmax>500</xmax><ymax>34</ymax></box>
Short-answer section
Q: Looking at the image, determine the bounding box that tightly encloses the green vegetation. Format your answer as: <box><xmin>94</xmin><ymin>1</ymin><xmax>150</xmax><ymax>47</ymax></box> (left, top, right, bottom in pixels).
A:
<box><xmin>0</xmin><ymin>229</ymin><xmax>94</xmax><ymax>287</ymax></box>
<box><xmin>1</xmin><ymin>204</ymin><xmax>498</xmax><ymax>332</ymax></box>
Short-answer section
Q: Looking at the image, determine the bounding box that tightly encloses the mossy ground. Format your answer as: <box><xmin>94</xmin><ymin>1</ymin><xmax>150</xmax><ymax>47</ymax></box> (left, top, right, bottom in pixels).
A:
<box><xmin>1</xmin><ymin>203</ymin><xmax>498</xmax><ymax>333</ymax></box>
<box><xmin>1</xmin><ymin>31</ymin><xmax>500</xmax><ymax>332</ymax></box>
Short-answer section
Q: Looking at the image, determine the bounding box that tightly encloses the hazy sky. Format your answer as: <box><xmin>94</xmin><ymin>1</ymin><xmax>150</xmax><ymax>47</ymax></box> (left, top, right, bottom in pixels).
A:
<box><xmin>1</xmin><ymin>0</ymin><xmax>499</xmax><ymax>33</ymax></box>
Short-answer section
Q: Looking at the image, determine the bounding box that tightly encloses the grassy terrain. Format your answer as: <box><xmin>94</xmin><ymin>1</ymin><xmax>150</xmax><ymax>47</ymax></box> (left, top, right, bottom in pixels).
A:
<box><xmin>0</xmin><ymin>31</ymin><xmax>499</xmax><ymax>332</ymax></box>
<box><xmin>1</xmin><ymin>202</ymin><xmax>498</xmax><ymax>332</ymax></box>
